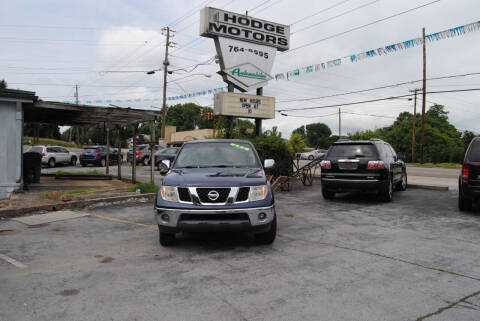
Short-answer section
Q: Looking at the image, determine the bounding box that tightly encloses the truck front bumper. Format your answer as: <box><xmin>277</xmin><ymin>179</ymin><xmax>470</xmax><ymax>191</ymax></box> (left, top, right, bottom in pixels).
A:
<box><xmin>155</xmin><ymin>205</ymin><xmax>275</xmax><ymax>234</ymax></box>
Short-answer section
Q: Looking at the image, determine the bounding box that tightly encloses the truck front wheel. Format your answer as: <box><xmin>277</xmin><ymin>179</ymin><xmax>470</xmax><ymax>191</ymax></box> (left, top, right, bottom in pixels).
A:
<box><xmin>254</xmin><ymin>215</ymin><xmax>276</xmax><ymax>245</ymax></box>
<box><xmin>159</xmin><ymin>229</ymin><xmax>175</xmax><ymax>246</ymax></box>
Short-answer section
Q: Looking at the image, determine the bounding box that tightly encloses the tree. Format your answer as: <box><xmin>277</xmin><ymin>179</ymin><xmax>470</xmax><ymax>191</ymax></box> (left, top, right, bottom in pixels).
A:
<box><xmin>165</xmin><ymin>103</ymin><xmax>213</xmax><ymax>132</ymax></box>
<box><xmin>462</xmin><ymin>130</ymin><xmax>476</xmax><ymax>148</ymax></box>
<box><xmin>292</xmin><ymin>125</ymin><xmax>306</xmax><ymax>139</ymax></box>
<box><xmin>0</xmin><ymin>79</ymin><xmax>6</xmax><ymax>89</ymax></box>
<box><xmin>288</xmin><ymin>133</ymin><xmax>306</xmax><ymax>153</ymax></box>
<box><xmin>305</xmin><ymin>123</ymin><xmax>332</xmax><ymax>147</ymax></box>
<box><xmin>263</xmin><ymin>126</ymin><xmax>281</xmax><ymax>138</ymax></box>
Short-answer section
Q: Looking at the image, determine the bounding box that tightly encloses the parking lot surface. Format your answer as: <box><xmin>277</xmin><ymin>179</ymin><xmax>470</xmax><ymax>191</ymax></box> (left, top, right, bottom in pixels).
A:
<box><xmin>1</xmin><ymin>187</ymin><xmax>479</xmax><ymax>321</ymax></box>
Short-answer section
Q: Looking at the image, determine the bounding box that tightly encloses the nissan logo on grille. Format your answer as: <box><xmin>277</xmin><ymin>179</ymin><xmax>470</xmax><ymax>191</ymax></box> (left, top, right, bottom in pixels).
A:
<box><xmin>207</xmin><ymin>190</ymin><xmax>220</xmax><ymax>201</ymax></box>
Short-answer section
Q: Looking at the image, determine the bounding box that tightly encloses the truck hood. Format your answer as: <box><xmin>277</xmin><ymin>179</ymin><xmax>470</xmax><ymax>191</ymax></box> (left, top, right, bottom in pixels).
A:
<box><xmin>162</xmin><ymin>167</ymin><xmax>266</xmax><ymax>187</ymax></box>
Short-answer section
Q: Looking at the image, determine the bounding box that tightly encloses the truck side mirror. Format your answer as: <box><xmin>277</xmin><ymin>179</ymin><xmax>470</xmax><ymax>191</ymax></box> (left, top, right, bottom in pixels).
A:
<box><xmin>264</xmin><ymin>159</ymin><xmax>275</xmax><ymax>169</ymax></box>
<box><xmin>160</xmin><ymin>159</ymin><xmax>170</xmax><ymax>175</ymax></box>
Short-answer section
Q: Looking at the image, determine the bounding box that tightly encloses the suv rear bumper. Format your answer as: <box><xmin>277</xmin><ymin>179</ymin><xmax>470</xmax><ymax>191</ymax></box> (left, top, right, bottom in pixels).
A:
<box><xmin>460</xmin><ymin>180</ymin><xmax>480</xmax><ymax>200</ymax></box>
<box><xmin>155</xmin><ymin>205</ymin><xmax>275</xmax><ymax>234</ymax></box>
<box><xmin>321</xmin><ymin>177</ymin><xmax>386</xmax><ymax>192</ymax></box>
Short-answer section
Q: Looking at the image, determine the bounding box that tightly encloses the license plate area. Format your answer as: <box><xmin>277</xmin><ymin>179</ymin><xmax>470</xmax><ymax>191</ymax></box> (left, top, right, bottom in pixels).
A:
<box><xmin>338</xmin><ymin>159</ymin><xmax>359</xmax><ymax>170</ymax></box>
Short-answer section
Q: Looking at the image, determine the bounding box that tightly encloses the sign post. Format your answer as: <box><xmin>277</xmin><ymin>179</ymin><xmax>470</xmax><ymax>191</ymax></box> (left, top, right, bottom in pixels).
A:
<box><xmin>200</xmin><ymin>7</ymin><xmax>290</xmax><ymax>135</ymax></box>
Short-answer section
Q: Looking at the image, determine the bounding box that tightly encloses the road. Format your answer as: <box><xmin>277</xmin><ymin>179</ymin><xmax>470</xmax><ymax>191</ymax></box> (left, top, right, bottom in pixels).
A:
<box><xmin>1</xmin><ymin>186</ymin><xmax>479</xmax><ymax>320</ymax></box>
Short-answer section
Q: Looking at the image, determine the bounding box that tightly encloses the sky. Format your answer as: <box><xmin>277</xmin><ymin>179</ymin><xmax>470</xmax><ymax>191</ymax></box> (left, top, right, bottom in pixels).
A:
<box><xmin>1</xmin><ymin>0</ymin><xmax>479</xmax><ymax>138</ymax></box>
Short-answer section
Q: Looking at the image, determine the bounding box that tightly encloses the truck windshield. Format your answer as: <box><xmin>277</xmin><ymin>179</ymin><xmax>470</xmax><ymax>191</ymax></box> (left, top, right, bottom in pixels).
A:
<box><xmin>174</xmin><ymin>142</ymin><xmax>259</xmax><ymax>168</ymax></box>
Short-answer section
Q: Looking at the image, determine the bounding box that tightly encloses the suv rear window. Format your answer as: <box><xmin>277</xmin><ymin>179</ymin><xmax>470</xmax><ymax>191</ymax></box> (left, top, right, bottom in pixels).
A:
<box><xmin>469</xmin><ymin>140</ymin><xmax>480</xmax><ymax>162</ymax></box>
<box><xmin>29</xmin><ymin>146</ymin><xmax>43</xmax><ymax>153</ymax></box>
<box><xmin>328</xmin><ymin>144</ymin><xmax>378</xmax><ymax>158</ymax></box>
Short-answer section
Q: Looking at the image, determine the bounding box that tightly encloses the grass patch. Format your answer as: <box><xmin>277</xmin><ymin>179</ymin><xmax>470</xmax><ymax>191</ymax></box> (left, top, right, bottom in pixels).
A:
<box><xmin>66</xmin><ymin>189</ymin><xmax>89</xmax><ymax>195</ymax></box>
<box><xmin>127</xmin><ymin>182</ymin><xmax>158</xmax><ymax>194</ymax></box>
<box><xmin>24</xmin><ymin>136</ymin><xmax>83</xmax><ymax>148</ymax></box>
<box><xmin>51</xmin><ymin>170</ymin><xmax>102</xmax><ymax>175</ymax></box>
<box><xmin>407</xmin><ymin>162</ymin><xmax>462</xmax><ymax>168</ymax></box>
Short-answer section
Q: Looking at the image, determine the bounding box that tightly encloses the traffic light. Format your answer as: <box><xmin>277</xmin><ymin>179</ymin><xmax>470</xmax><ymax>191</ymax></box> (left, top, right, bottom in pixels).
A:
<box><xmin>200</xmin><ymin>108</ymin><xmax>204</xmax><ymax>117</ymax></box>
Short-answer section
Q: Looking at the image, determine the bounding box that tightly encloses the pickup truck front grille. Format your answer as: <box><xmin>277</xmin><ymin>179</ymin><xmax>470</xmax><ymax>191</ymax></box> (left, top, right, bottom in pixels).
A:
<box><xmin>236</xmin><ymin>187</ymin><xmax>250</xmax><ymax>202</ymax></box>
<box><xmin>197</xmin><ymin>188</ymin><xmax>230</xmax><ymax>203</ymax></box>
<box><xmin>178</xmin><ymin>187</ymin><xmax>191</xmax><ymax>202</ymax></box>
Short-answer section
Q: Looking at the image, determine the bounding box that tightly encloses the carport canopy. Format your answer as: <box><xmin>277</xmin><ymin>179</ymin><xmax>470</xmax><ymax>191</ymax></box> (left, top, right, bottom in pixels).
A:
<box><xmin>24</xmin><ymin>100</ymin><xmax>159</xmax><ymax>126</ymax></box>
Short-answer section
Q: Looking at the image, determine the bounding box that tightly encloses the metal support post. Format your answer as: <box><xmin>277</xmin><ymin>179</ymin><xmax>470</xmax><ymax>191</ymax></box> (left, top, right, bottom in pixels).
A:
<box><xmin>255</xmin><ymin>87</ymin><xmax>263</xmax><ymax>136</ymax></box>
<box><xmin>117</xmin><ymin>126</ymin><xmax>122</xmax><ymax>180</ymax></box>
<box><xmin>420</xmin><ymin>27</ymin><xmax>427</xmax><ymax>164</ymax></box>
<box><xmin>106</xmin><ymin>125</ymin><xmax>110</xmax><ymax>175</ymax></box>
<box><xmin>132</xmin><ymin>123</ymin><xmax>137</xmax><ymax>184</ymax></box>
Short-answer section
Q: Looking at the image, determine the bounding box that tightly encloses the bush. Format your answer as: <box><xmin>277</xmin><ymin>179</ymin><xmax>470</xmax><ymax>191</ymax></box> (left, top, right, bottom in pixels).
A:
<box><xmin>128</xmin><ymin>182</ymin><xmax>158</xmax><ymax>194</ymax></box>
<box><xmin>250</xmin><ymin>135</ymin><xmax>293</xmax><ymax>176</ymax></box>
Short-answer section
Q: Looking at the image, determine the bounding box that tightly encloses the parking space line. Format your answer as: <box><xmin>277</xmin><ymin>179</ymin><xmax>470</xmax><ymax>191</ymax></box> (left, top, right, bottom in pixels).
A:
<box><xmin>91</xmin><ymin>214</ymin><xmax>157</xmax><ymax>230</ymax></box>
<box><xmin>0</xmin><ymin>254</ymin><xmax>27</xmax><ymax>269</ymax></box>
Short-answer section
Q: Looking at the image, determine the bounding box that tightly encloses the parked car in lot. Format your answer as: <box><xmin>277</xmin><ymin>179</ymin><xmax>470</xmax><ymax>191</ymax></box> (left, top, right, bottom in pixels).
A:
<box><xmin>154</xmin><ymin>139</ymin><xmax>277</xmax><ymax>246</ymax></box>
<box><xmin>154</xmin><ymin>147</ymin><xmax>179</xmax><ymax>171</ymax></box>
<box><xmin>27</xmin><ymin>145</ymin><xmax>78</xmax><ymax>168</ymax></box>
<box><xmin>458</xmin><ymin>136</ymin><xmax>480</xmax><ymax>211</ymax></box>
<box><xmin>79</xmin><ymin>146</ymin><xmax>118</xmax><ymax>167</ymax></box>
<box><xmin>127</xmin><ymin>144</ymin><xmax>162</xmax><ymax>166</ymax></box>
<box><xmin>300</xmin><ymin>149</ymin><xmax>327</xmax><ymax>160</ymax></box>
<box><xmin>320</xmin><ymin>139</ymin><xmax>407</xmax><ymax>202</ymax></box>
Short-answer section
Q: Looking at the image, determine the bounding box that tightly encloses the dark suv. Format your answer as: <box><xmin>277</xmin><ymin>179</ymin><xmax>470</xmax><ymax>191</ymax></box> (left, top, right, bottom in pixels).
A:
<box><xmin>80</xmin><ymin>146</ymin><xmax>118</xmax><ymax>167</ymax></box>
<box><xmin>458</xmin><ymin>137</ymin><xmax>480</xmax><ymax>211</ymax></box>
<box><xmin>320</xmin><ymin>139</ymin><xmax>407</xmax><ymax>201</ymax></box>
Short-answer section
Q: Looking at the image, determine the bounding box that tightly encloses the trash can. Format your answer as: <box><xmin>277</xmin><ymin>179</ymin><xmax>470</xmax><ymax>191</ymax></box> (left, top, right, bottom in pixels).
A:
<box><xmin>23</xmin><ymin>152</ymin><xmax>42</xmax><ymax>183</ymax></box>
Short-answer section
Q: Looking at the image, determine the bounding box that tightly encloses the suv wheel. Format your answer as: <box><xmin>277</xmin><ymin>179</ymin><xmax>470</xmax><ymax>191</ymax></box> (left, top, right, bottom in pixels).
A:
<box><xmin>396</xmin><ymin>172</ymin><xmax>407</xmax><ymax>191</ymax></box>
<box><xmin>100</xmin><ymin>159</ymin><xmax>106</xmax><ymax>167</ymax></box>
<box><xmin>322</xmin><ymin>189</ymin><xmax>335</xmax><ymax>200</ymax></box>
<box><xmin>48</xmin><ymin>158</ymin><xmax>56</xmax><ymax>168</ymax></box>
<box><xmin>143</xmin><ymin>157</ymin><xmax>149</xmax><ymax>166</ymax></box>
<box><xmin>254</xmin><ymin>215</ymin><xmax>277</xmax><ymax>245</ymax></box>
<box><xmin>458</xmin><ymin>190</ymin><xmax>472</xmax><ymax>211</ymax></box>
<box><xmin>70</xmin><ymin>156</ymin><xmax>77</xmax><ymax>166</ymax></box>
<box><xmin>380</xmin><ymin>176</ymin><xmax>393</xmax><ymax>202</ymax></box>
<box><xmin>308</xmin><ymin>155</ymin><xmax>314</xmax><ymax>160</ymax></box>
<box><xmin>159</xmin><ymin>230</ymin><xmax>175</xmax><ymax>246</ymax></box>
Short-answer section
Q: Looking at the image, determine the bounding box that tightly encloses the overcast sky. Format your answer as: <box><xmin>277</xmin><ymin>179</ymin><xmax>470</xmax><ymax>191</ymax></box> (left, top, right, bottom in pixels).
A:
<box><xmin>1</xmin><ymin>0</ymin><xmax>479</xmax><ymax>138</ymax></box>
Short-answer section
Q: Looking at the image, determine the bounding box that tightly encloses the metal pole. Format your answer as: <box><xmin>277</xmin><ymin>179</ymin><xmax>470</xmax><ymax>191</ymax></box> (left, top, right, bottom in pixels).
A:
<box><xmin>420</xmin><ymin>27</ymin><xmax>427</xmax><ymax>164</ymax></box>
<box><xmin>106</xmin><ymin>125</ymin><xmax>110</xmax><ymax>175</ymax></box>
<box><xmin>161</xmin><ymin>27</ymin><xmax>170</xmax><ymax>140</ymax></box>
<box><xmin>117</xmin><ymin>126</ymin><xmax>122</xmax><ymax>180</ymax></box>
<box><xmin>226</xmin><ymin>83</ymin><xmax>235</xmax><ymax>138</ymax></box>
<box><xmin>132</xmin><ymin>123</ymin><xmax>137</xmax><ymax>184</ymax></box>
<box><xmin>338</xmin><ymin>108</ymin><xmax>341</xmax><ymax>138</ymax></box>
<box><xmin>411</xmin><ymin>89</ymin><xmax>418</xmax><ymax>162</ymax></box>
<box><xmin>150</xmin><ymin>121</ymin><xmax>155</xmax><ymax>184</ymax></box>
<box><xmin>255</xmin><ymin>87</ymin><xmax>263</xmax><ymax>136</ymax></box>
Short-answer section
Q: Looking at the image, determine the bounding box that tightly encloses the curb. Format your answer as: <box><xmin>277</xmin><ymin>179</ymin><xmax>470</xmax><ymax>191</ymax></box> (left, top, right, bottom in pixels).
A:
<box><xmin>0</xmin><ymin>193</ymin><xmax>156</xmax><ymax>219</ymax></box>
<box><xmin>407</xmin><ymin>183</ymin><xmax>449</xmax><ymax>191</ymax></box>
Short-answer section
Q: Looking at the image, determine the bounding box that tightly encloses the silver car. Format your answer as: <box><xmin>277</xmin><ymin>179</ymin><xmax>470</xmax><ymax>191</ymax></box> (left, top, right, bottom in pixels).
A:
<box><xmin>300</xmin><ymin>149</ymin><xmax>327</xmax><ymax>160</ymax></box>
<box><xmin>27</xmin><ymin>145</ymin><xmax>78</xmax><ymax>168</ymax></box>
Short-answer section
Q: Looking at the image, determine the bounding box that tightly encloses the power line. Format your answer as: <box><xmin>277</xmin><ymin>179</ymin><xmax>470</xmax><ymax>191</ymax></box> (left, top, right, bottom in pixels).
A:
<box><xmin>291</xmin><ymin>0</ymin><xmax>380</xmax><ymax>35</ymax></box>
<box><xmin>278</xmin><ymin>88</ymin><xmax>480</xmax><ymax>112</ymax></box>
<box><xmin>289</xmin><ymin>0</ymin><xmax>354</xmax><ymax>26</ymax></box>
<box><xmin>249</xmin><ymin>0</ymin><xmax>273</xmax><ymax>12</ymax></box>
<box><xmin>284</xmin><ymin>0</ymin><xmax>441</xmax><ymax>54</ymax></box>
<box><xmin>276</xmin><ymin>72</ymin><xmax>480</xmax><ymax>103</ymax></box>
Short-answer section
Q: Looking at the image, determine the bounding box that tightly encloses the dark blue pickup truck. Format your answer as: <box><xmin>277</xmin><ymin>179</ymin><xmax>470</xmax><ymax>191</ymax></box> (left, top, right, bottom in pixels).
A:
<box><xmin>154</xmin><ymin>139</ymin><xmax>277</xmax><ymax>246</ymax></box>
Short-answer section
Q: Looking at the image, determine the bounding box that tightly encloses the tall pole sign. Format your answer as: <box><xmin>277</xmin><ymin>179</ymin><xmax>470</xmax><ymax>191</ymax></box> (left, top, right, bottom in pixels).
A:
<box><xmin>200</xmin><ymin>7</ymin><xmax>289</xmax><ymax>120</ymax></box>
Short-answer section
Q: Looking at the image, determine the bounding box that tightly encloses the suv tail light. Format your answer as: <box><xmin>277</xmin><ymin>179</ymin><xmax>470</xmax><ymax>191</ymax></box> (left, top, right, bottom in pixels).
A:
<box><xmin>320</xmin><ymin>160</ymin><xmax>331</xmax><ymax>169</ymax></box>
<box><xmin>462</xmin><ymin>164</ymin><xmax>469</xmax><ymax>182</ymax></box>
<box><xmin>367</xmin><ymin>161</ymin><xmax>385</xmax><ymax>169</ymax></box>
<box><xmin>149</xmin><ymin>155</ymin><xmax>152</xmax><ymax>160</ymax></box>
<box><xmin>40</xmin><ymin>152</ymin><xmax>46</xmax><ymax>157</ymax></box>
<box><xmin>93</xmin><ymin>152</ymin><xmax>101</xmax><ymax>156</ymax></box>
<box><xmin>136</xmin><ymin>151</ymin><xmax>141</xmax><ymax>156</ymax></box>
<box><xmin>79</xmin><ymin>153</ymin><xmax>82</xmax><ymax>157</ymax></box>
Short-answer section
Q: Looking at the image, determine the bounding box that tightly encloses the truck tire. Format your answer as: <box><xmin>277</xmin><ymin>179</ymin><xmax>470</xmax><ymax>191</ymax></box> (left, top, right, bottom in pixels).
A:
<box><xmin>254</xmin><ymin>215</ymin><xmax>276</xmax><ymax>245</ymax></box>
<box><xmin>396</xmin><ymin>171</ymin><xmax>407</xmax><ymax>191</ymax></box>
<box><xmin>159</xmin><ymin>231</ymin><xmax>175</xmax><ymax>246</ymax></box>
<box><xmin>322</xmin><ymin>189</ymin><xmax>335</xmax><ymax>200</ymax></box>
<box><xmin>458</xmin><ymin>191</ymin><xmax>472</xmax><ymax>211</ymax></box>
<box><xmin>380</xmin><ymin>176</ymin><xmax>393</xmax><ymax>202</ymax></box>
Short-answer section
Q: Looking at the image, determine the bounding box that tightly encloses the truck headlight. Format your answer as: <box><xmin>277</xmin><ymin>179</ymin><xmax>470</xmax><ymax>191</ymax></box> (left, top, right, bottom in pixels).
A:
<box><xmin>160</xmin><ymin>186</ymin><xmax>178</xmax><ymax>202</ymax></box>
<box><xmin>249</xmin><ymin>185</ymin><xmax>268</xmax><ymax>201</ymax></box>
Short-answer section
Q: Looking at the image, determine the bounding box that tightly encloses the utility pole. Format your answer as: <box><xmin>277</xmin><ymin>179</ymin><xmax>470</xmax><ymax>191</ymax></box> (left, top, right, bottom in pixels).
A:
<box><xmin>161</xmin><ymin>27</ymin><xmax>171</xmax><ymax>140</ymax></box>
<box><xmin>338</xmin><ymin>108</ymin><xmax>342</xmax><ymax>138</ymax></box>
<box><xmin>74</xmin><ymin>85</ymin><xmax>79</xmax><ymax>144</ymax></box>
<box><xmin>420</xmin><ymin>27</ymin><xmax>427</xmax><ymax>164</ymax></box>
<box><xmin>410</xmin><ymin>89</ymin><xmax>419</xmax><ymax>162</ymax></box>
